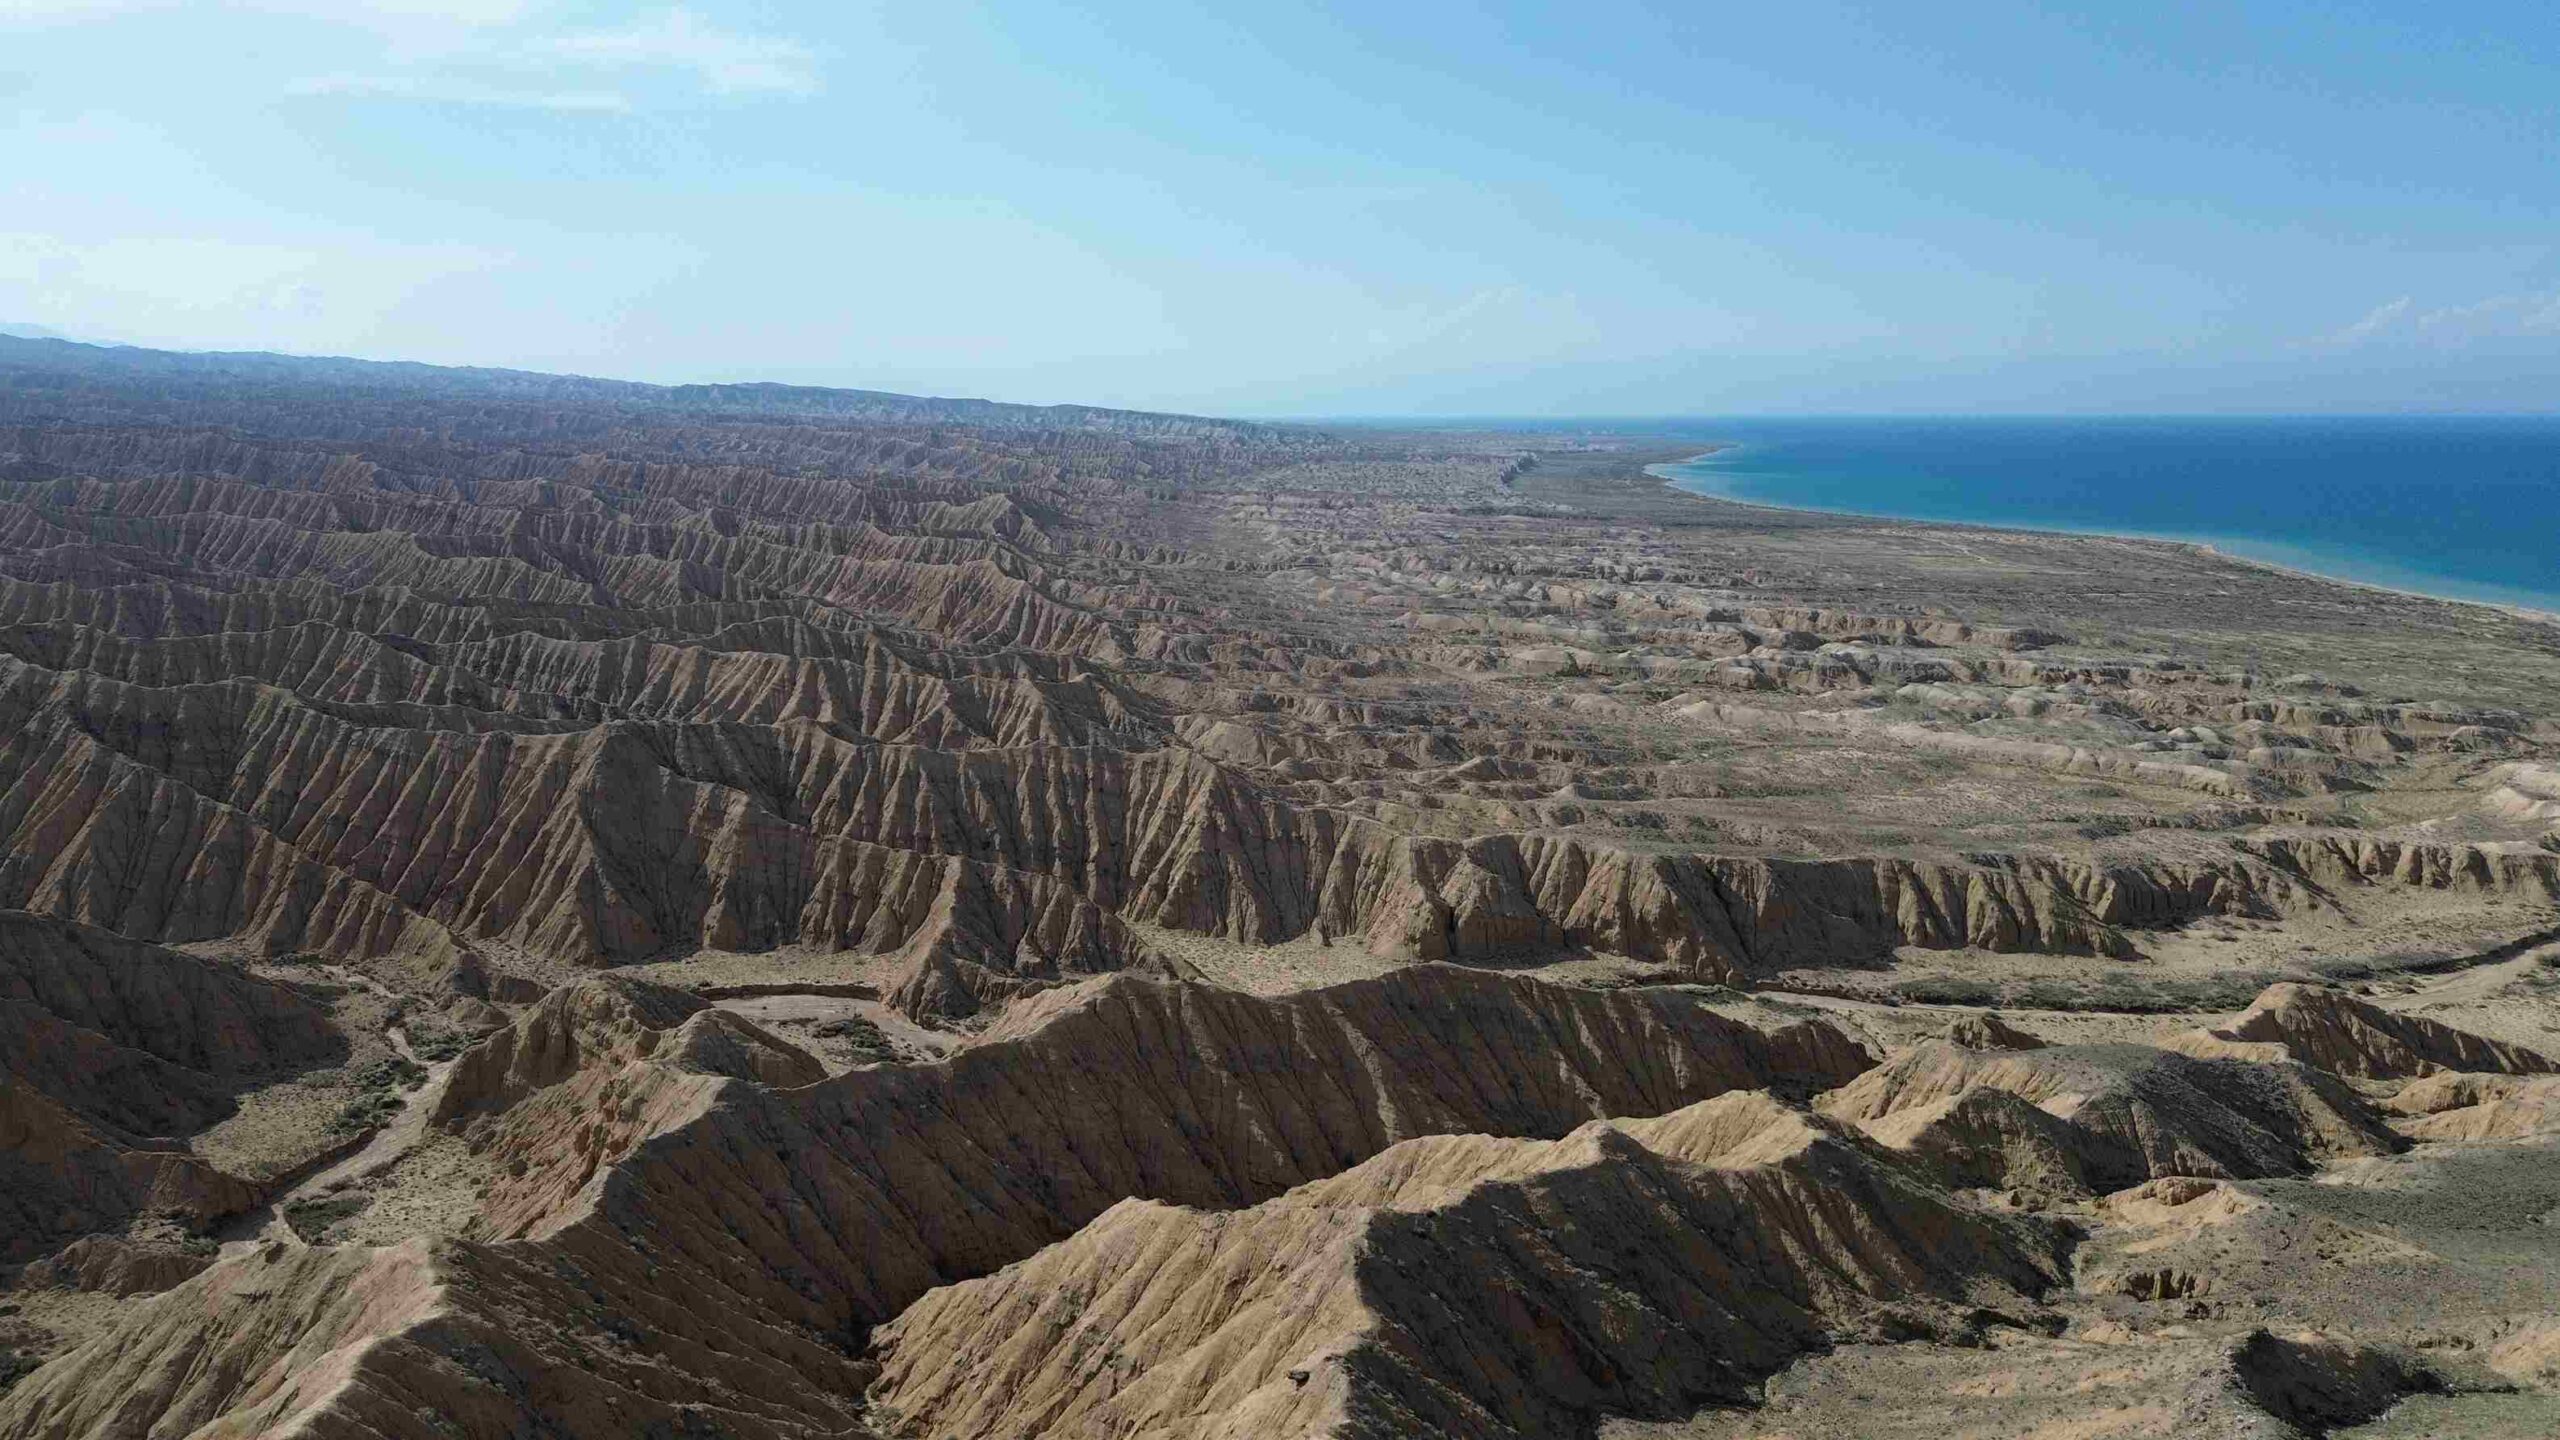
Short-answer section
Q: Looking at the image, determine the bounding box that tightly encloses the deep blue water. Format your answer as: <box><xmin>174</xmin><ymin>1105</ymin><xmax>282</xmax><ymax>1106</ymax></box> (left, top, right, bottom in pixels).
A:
<box><xmin>1637</xmin><ymin>417</ymin><xmax>2560</xmax><ymax>613</ymax></box>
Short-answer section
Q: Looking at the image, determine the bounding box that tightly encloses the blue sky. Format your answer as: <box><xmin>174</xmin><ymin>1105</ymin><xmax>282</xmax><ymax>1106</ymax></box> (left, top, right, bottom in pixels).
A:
<box><xmin>4</xmin><ymin>1</ymin><xmax>2555</xmax><ymax>415</ymax></box>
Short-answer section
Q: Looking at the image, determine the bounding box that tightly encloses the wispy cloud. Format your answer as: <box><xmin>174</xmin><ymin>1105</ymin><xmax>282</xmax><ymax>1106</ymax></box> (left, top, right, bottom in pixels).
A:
<box><xmin>0</xmin><ymin>229</ymin><xmax>509</xmax><ymax>346</ymax></box>
<box><xmin>1352</xmin><ymin>286</ymin><xmax>1611</xmax><ymax>357</ymax></box>
<box><xmin>2322</xmin><ymin>296</ymin><xmax>2411</xmax><ymax>346</ymax></box>
<box><xmin>542</xmin><ymin>8</ymin><xmax>820</xmax><ymax>98</ymax></box>
<box><xmin>286</xmin><ymin>72</ymin><xmax>630</xmax><ymax>112</ymax></box>
<box><xmin>2</xmin><ymin>0</ymin><xmax>527</xmax><ymax>29</ymax></box>
<box><xmin>300</xmin><ymin>6</ymin><xmax>825</xmax><ymax>111</ymax></box>
<box><xmin>2316</xmin><ymin>289</ymin><xmax>2560</xmax><ymax>348</ymax></box>
<box><xmin>0</xmin><ymin>0</ymin><xmax>140</xmax><ymax>20</ymax></box>
<box><xmin>2413</xmin><ymin>290</ymin><xmax>2560</xmax><ymax>339</ymax></box>
<box><xmin>9</xmin><ymin>2</ymin><xmax>824</xmax><ymax>110</ymax></box>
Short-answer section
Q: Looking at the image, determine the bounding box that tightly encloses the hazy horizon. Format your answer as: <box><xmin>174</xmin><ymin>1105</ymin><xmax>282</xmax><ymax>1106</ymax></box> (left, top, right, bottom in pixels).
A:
<box><xmin>7</xmin><ymin>2</ymin><xmax>2555</xmax><ymax>416</ymax></box>
<box><xmin>19</xmin><ymin>328</ymin><xmax>2560</xmax><ymax>426</ymax></box>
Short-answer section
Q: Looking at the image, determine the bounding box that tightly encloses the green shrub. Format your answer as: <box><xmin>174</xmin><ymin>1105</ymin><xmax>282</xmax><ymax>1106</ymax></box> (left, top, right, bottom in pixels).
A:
<box><xmin>1893</xmin><ymin>976</ymin><xmax>1997</xmax><ymax>1007</ymax></box>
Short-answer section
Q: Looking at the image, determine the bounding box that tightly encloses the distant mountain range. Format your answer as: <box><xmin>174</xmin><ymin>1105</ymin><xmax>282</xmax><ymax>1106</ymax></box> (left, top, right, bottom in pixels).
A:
<box><xmin>0</xmin><ymin>330</ymin><xmax>1290</xmax><ymax>439</ymax></box>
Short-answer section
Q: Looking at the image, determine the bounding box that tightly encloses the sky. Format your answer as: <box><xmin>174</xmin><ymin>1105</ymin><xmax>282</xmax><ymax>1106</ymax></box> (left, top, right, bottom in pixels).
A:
<box><xmin>3</xmin><ymin>1</ymin><xmax>2556</xmax><ymax>416</ymax></box>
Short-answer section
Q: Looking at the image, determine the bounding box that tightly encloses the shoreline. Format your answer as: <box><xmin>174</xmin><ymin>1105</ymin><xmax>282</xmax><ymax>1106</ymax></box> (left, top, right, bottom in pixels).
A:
<box><xmin>1645</xmin><ymin>451</ymin><xmax>2560</xmax><ymax>625</ymax></box>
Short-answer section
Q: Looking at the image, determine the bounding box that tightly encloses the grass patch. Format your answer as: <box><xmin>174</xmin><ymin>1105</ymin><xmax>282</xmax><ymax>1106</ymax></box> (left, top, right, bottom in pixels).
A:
<box><xmin>1891</xmin><ymin>977</ymin><xmax>1999</xmax><ymax>1007</ymax></box>
<box><xmin>403</xmin><ymin>1017</ymin><xmax>471</xmax><ymax>1062</ymax></box>
<box><xmin>1890</xmin><ymin>969</ymin><xmax>2275</xmax><ymax>1014</ymax></box>
<box><xmin>0</xmin><ymin>1351</ymin><xmax>42</xmax><ymax>1396</ymax></box>
<box><xmin>327</xmin><ymin>1054</ymin><xmax>426</xmax><ymax>1136</ymax></box>
<box><xmin>812</xmin><ymin>1016</ymin><xmax>897</xmax><ymax>1065</ymax></box>
<box><xmin>282</xmin><ymin>1193</ymin><xmax>372</xmax><ymax>1242</ymax></box>
<box><xmin>328</xmin><ymin>1090</ymin><xmax>404</xmax><ymax>1136</ymax></box>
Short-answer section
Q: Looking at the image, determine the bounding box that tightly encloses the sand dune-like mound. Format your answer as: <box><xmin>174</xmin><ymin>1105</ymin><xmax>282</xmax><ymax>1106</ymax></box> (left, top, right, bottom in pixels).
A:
<box><xmin>2170</xmin><ymin>981</ymin><xmax>2557</xmax><ymax>1080</ymax></box>
<box><xmin>431</xmin><ymin>975</ymin><xmax>821</xmax><ymax>1126</ymax></box>
<box><xmin>0</xmin><ymin>1235</ymin><xmax>880</xmax><ymax>1440</ymax></box>
<box><xmin>2073</xmin><ymin>1175</ymin><xmax>2430</xmax><ymax>1305</ymax></box>
<box><xmin>868</xmin><ymin>1093</ymin><xmax>2067</xmax><ymax>1440</ymax></box>
<box><xmin>1819</xmin><ymin>1040</ymin><xmax>2401</xmax><ymax>1190</ymax></box>
<box><xmin>0</xmin><ymin>912</ymin><xmax>341</xmax><ymax>1079</ymax></box>
<box><xmin>2481</xmin><ymin>762</ymin><xmax>2560</xmax><ymax>826</ymax></box>
<box><xmin>0</xmin><ymin>1087</ymin><xmax>261</xmax><ymax>1270</ymax></box>
<box><xmin>1855</xmin><ymin>1083</ymin><xmax>2105</xmax><ymax>1202</ymax></box>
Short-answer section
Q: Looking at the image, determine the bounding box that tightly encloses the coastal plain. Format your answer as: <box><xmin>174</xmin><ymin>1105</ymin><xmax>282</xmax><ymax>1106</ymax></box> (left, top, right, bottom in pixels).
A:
<box><xmin>3</xmin><ymin>337</ymin><xmax>2560</xmax><ymax>1437</ymax></box>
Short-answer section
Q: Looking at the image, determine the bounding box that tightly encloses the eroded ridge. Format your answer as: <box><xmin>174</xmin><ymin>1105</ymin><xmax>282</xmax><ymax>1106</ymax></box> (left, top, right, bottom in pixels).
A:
<box><xmin>864</xmin><ymin>983</ymin><xmax>2560</xmax><ymax>1439</ymax></box>
<box><xmin>0</xmin><ymin>912</ymin><xmax>343</xmax><ymax>1261</ymax></box>
<box><xmin>0</xmin><ymin>966</ymin><xmax>1871</xmax><ymax>1437</ymax></box>
<box><xmin>870</xmin><ymin>1097</ymin><xmax>2068</xmax><ymax>1440</ymax></box>
<box><xmin>7</xmin><ymin>339</ymin><xmax>2560</xmax><ymax>1438</ymax></box>
<box><xmin>1</xmin><ymin>337</ymin><xmax>2555</xmax><ymax>1024</ymax></box>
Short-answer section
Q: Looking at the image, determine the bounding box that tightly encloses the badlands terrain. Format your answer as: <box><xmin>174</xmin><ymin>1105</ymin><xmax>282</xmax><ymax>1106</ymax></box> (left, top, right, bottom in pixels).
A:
<box><xmin>2</xmin><ymin>334</ymin><xmax>2559</xmax><ymax>1438</ymax></box>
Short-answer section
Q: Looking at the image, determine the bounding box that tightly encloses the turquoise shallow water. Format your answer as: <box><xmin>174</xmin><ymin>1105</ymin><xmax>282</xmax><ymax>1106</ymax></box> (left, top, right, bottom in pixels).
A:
<box><xmin>1632</xmin><ymin>417</ymin><xmax>2560</xmax><ymax>613</ymax></box>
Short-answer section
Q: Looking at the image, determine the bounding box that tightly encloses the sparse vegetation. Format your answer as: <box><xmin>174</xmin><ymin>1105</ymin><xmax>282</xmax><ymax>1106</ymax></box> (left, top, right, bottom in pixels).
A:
<box><xmin>811</xmin><ymin>1015</ymin><xmax>898</xmax><ymax>1064</ymax></box>
<box><xmin>0</xmin><ymin>1350</ymin><xmax>41</xmax><ymax>1396</ymax></box>
<box><xmin>281</xmin><ymin>1193</ymin><xmax>372</xmax><ymax>1242</ymax></box>
<box><xmin>327</xmin><ymin>1055</ymin><xmax>426</xmax><ymax>1136</ymax></box>
<box><xmin>7</xmin><ymin>337</ymin><xmax>2560</xmax><ymax>1439</ymax></box>
<box><xmin>402</xmin><ymin>1015</ymin><xmax>471</xmax><ymax>1062</ymax></box>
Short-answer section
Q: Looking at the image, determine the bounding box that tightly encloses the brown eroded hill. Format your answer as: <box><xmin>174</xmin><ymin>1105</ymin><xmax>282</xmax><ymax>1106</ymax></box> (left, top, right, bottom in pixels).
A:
<box><xmin>2170</xmin><ymin>978</ymin><xmax>2560</xmax><ymax>1079</ymax></box>
<box><xmin>0</xmin><ymin>338</ymin><xmax>2555</xmax><ymax>1023</ymax></box>
<box><xmin>6</xmin><ymin>339</ymin><xmax>2560</xmax><ymax>1437</ymax></box>
<box><xmin>0</xmin><ymin>966</ymin><xmax>1870</xmax><ymax>1437</ymax></box>
<box><xmin>869</xmin><ymin>1096</ymin><xmax>2068</xmax><ymax>1440</ymax></box>
<box><xmin>1818</xmin><ymin>1037</ymin><xmax>2403</xmax><ymax>1190</ymax></box>
<box><xmin>0</xmin><ymin>912</ymin><xmax>343</xmax><ymax>1261</ymax></box>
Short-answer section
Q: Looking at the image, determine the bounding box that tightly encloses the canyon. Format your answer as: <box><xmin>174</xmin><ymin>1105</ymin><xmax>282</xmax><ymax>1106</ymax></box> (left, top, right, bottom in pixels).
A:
<box><xmin>3</xmin><ymin>334</ymin><xmax>2559</xmax><ymax>1437</ymax></box>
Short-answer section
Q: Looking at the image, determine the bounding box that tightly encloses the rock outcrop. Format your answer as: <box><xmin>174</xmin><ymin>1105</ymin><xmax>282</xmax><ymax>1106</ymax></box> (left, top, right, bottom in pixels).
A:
<box><xmin>2176</xmin><ymin>1330</ymin><xmax>2449</xmax><ymax>1439</ymax></box>
<box><xmin>464</xmin><ymin>968</ymin><xmax>1878</xmax><ymax>1324</ymax></box>
<box><xmin>1854</xmin><ymin>1084</ymin><xmax>2103</xmax><ymax>1202</ymax></box>
<box><xmin>1945</xmin><ymin>1010</ymin><xmax>2047</xmax><ymax>1050</ymax></box>
<box><xmin>430</xmin><ymin>975</ymin><xmax>821</xmax><ymax>1126</ymax></box>
<box><xmin>0</xmin><ymin>1236</ymin><xmax>878</xmax><ymax>1440</ymax></box>
<box><xmin>1369</xmin><ymin>835</ymin><xmax>2301</xmax><ymax>979</ymax></box>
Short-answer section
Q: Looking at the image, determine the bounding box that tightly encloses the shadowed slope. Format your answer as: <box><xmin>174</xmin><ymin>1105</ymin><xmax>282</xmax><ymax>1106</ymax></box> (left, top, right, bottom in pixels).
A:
<box><xmin>1819</xmin><ymin>1039</ymin><xmax>2402</xmax><ymax>1191</ymax></box>
<box><xmin>0</xmin><ymin>911</ymin><xmax>343</xmax><ymax>1260</ymax></box>
<box><xmin>869</xmin><ymin>1093</ymin><xmax>2068</xmax><ymax>1440</ymax></box>
<box><xmin>2171</xmin><ymin>981</ymin><xmax>2559</xmax><ymax>1079</ymax></box>
<box><xmin>0</xmin><ymin>968</ymin><xmax>1871</xmax><ymax>1437</ymax></box>
<box><xmin>474</xmin><ymin>968</ymin><xmax>1879</xmax><ymax>1330</ymax></box>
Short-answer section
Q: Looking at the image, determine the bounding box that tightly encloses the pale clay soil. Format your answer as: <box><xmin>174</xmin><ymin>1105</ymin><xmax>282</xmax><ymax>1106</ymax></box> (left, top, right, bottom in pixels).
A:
<box><xmin>9</xmin><ymin>348</ymin><xmax>2560</xmax><ymax>1437</ymax></box>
